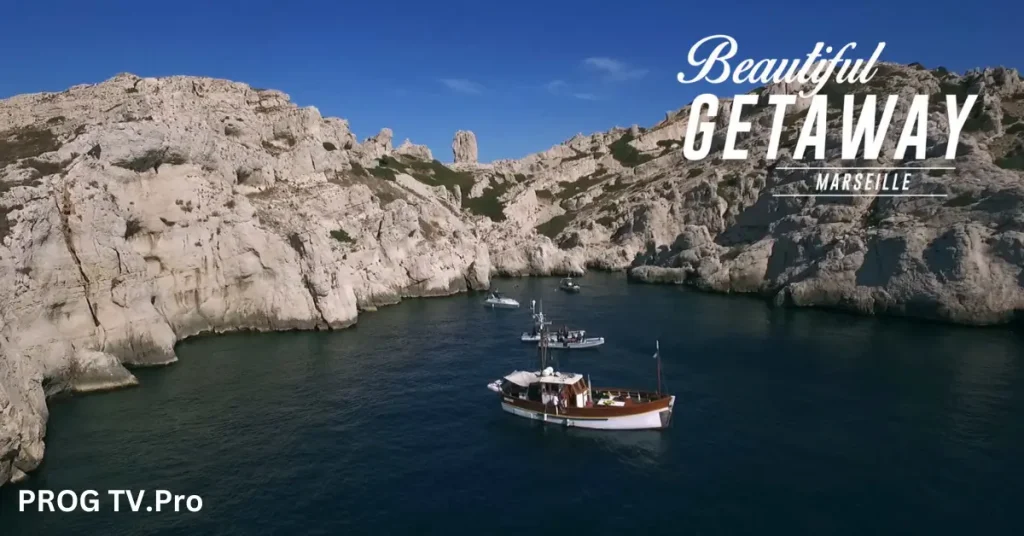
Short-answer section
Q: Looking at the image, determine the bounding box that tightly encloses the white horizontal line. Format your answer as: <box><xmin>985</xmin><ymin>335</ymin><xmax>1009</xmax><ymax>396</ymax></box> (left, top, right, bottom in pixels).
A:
<box><xmin>777</xmin><ymin>167</ymin><xmax>955</xmax><ymax>171</ymax></box>
<box><xmin>773</xmin><ymin>193</ymin><xmax>949</xmax><ymax>198</ymax></box>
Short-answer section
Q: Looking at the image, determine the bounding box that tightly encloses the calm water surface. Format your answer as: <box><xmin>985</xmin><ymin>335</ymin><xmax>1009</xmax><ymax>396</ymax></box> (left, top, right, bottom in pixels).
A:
<box><xmin>3</xmin><ymin>273</ymin><xmax>1024</xmax><ymax>534</ymax></box>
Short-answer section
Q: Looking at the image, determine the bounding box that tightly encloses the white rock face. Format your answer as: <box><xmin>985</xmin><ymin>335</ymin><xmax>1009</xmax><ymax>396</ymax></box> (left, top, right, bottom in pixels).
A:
<box><xmin>452</xmin><ymin>130</ymin><xmax>478</xmax><ymax>164</ymax></box>
<box><xmin>361</xmin><ymin>128</ymin><xmax>393</xmax><ymax>160</ymax></box>
<box><xmin>476</xmin><ymin>63</ymin><xmax>1024</xmax><ymax>328</ymax></box>
<box><xmin>3</xmin><ymin>63</ymin><xmax>1024</xmax><ymax>487</ymax></box>
<box><xmin>396</xmin><ymin>139</ymin><xmax>432</xmax><ymax>161</ymax></box>
<box><xmin>0</xmin><ymin>74</ymin><xmax>490</xmax><ymax>485</ymax></box>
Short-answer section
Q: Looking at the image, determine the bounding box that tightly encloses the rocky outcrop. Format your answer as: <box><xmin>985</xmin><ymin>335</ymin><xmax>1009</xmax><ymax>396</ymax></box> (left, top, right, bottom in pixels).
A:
<box><xmin>452</xmin><ymin>130</ymin><xmax>478</xmax><ymax>164</ymax></box>
<box><xmin>361</xmin><ymin>128</ymin><xmax>393</xmax><ymax>160</ymax></box>
<box><xmin>396</xmin><ymin>139</ymin><xmax>432</xmax><ymax>161</ymax></box>
<box><xmin>477</xmin><ymin>63</ymin><xmax>1024</xmax><ymax>326</ymax></box>
<box><xmin>0</xmin><ymin>74</ymin><xmax>491</xmax><ymax>486</ymax></box>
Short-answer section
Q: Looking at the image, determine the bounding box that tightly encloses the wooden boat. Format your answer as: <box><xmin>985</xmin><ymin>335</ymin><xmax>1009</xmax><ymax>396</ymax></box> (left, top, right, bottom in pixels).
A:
<box><xmin>520</xmin><ymin>301</ymin><xmax>604</xmax><ymax>349</ymax></box>
<box><xmin>559</xmin><ymin>277</ymin><xmax>581</xmax><ymax>293</ymax></box>
<box><xmin>488</xmin><ymin>328</ymin><xmax>674</xmax><ymax>430</ymax></box>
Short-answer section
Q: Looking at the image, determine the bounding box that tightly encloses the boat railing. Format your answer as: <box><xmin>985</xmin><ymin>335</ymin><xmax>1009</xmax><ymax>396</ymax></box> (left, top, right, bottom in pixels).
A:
<box><xmin>596</xmin><ymin>389</ymin><xmax>669</xmax><ymax>401</ymax></box>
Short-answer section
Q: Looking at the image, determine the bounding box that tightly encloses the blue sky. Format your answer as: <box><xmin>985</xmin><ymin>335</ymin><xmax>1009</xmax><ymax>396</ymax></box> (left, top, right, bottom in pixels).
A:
<box><xmin>1</xmin><ymin>0</ymin><xmax>1020</xmax><ymax>162</ymax></box>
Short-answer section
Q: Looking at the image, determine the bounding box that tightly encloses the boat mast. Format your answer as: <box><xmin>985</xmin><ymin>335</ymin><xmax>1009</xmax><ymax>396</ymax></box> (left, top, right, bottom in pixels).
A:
<box><xmin>539</xmin><ymin>318</ymin><xmax>548</xmax><ymax>371</ymax></box>
<box><xmin>655</xmin><ymin>340</ymin><xmax>662</xmax><ymax>396</ymax></box>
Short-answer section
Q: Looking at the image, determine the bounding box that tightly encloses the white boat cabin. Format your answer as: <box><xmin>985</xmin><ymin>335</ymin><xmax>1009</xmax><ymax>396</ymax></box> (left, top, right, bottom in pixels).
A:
<box><xmin>500</xmin><ymin>368</ymin><xmax>592</xmax><ymax>408</ymax></box>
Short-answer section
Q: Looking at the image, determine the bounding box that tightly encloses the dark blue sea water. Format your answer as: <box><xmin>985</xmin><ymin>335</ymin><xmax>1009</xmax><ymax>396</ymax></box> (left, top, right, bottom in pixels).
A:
<box><xmin>3</xmin><ymin>273</ymin><xmax>1024</xmax><ymax>535</ymax></box>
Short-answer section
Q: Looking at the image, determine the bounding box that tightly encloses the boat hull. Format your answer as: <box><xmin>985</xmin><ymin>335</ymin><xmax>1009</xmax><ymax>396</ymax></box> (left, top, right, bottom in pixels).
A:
<box><xmin>551</xmin><ymin>337</ymin><xmax>605</xmax><ymax>349</ymax></box>
<box><xmin>520</xmin><ymin>334</ymin><xmax>604</xmax><ymax>348</ymax></box>
<box><xmin>499</xmin><ymin>396</ymin><xmax>675</xmax><ymax>430</ymax></box>
<box><xmin>485</xmin><ymin>300</ymin><xmax>519</xmax><ymax>309</ymax></box>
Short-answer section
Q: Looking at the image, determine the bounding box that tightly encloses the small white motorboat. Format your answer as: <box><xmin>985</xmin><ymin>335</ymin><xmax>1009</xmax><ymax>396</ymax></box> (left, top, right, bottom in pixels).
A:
<box><xmin>484</xmin><ymin>291</ymin><xmax>520</xmax><ymax>309</ymax></box>
<box><xmin>559</xmin><ymin>277</ymin><xmax>581</xmax><ymax>293</ymax></box>
<box><xmin>543</xmin><ymin>335</ymin><xmax>606</xmax><ymax>350</ymax></box>
<box><xmin>520</xmin><ymin>300</ymin><xmax>604</xmax><ymax>349</ymax></box>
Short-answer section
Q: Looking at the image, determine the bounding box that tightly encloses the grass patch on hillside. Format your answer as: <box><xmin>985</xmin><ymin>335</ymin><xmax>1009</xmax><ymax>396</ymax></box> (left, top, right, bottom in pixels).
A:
<box><xmin>535</xmin><ymin>213</ymin><xmax>573</xmax><ymax>239</ymax></box>
<box><xmin>721</xmin><ymin>173</ymin><xmax>741</xmax><ymax>188</ymax></box>
<box><xmin>403</xmin><ymin>159</ymin><xmax>475</xmax><ymax>198</ymax></box>
<box><xmin>113</xmin><ymin>148</ymin><xmax>188</xmax><ymax>173</ymax></box>
<box><xmin>21</xmin><ymin>157</ymin><xmax>72</xmax><ymax>177</ymax></box>
<box><xmin>349</xmin><ymin>163</ymin><xmax>369</xmax><ymax>177</ymax></box>
<box><xmin>378</xmin><ymin>155</ymin><xmax>407</xmax><ymax>172</ymax></box>
<box><xmin>609</xmin><ymin>133</ymin><xmax>653</xmax><ymax>167</ymax></box>
<box><xmin>0</xmin><ymin>126</ymin><xmax>63</xmax><ymax>169</ymax></box>
<box><xmin>963</xmin><ymin>108</ymin><xmax>995</xmax><ymax>133</ymax></box>
<box><xmin>464</xmin><ymin>180</ymin><xmax>511</xmax><ymax>222</ymax></box>
<box><xmin>287</xmin><ymin>233</ymin><xmax>305</xmax><ymax>257</ymax></box>
<box><xmin>0</xmin><ymin>179</ymin><xmax>36</xmax><ymax>239</ymax></box>
<box><xmin>996</xmin><ymin>147</ymin><xmax>1024</xmax><ymax>170</ymax></box>
<box><xmin>377</xmin><ymin>155</ymin><xmax>487</xmax><ymax>210</ymax></box>
<box><xmin>656</xmin><ymin>139</ymin><xmax>683</xmax><ymax>157</ymax></box>
<box><xmin>936</xmin><ymin>77</ymin><xmax>974</xmax><ymax>106</ymax></box>
<box><xmin>718</xmin><ymin>172</ymin><xmax>744</xmax><ymax>204</ymax></box>
<box><xmin>943</xmin><ymin>193</ymin><xmax>975</xmax><ymax>207</ymax></box>
<box><xmin>368</xmin><ymin>166</ymin><xmax>397</xmax><ymax>181</ymax></box>
<box><xmin>561</xmin><ymin>149</ymin><xmax>591</xmax><ymax>163</ymax></box>
<box><xmin>556</xmin><ymin>169</ymin><xmax>608</xmax><ymax>200</ymax></box>
<box><xmin>604</xmin><ymin>178</ymin><xmax>628</xmax><ymax>192</ymax></box>
<box><xmin>124</xmin><ymin>218</ymin><xmax>143</xmax><ymax>239</ymax></box>
<box><xmin>372</xmin><ymin>183</ymin><xmax>403</xmax><ymax>206</ymax></box>
<box><xmin>351</xmin><ymin>156</ymin><xmax>507</xmax><ymax>216</ymax></box>
<box><xmin>261</xmin><ymin>132</ymin><xmax>297</xmax><ymax>155</ymax></box>
<box><xmin>343</xmin><ymin>157</ymin><xmax>403</xmax><ymax>182</ymax></box>
<box><xmin>330</xmin><ymin>229</ymin><xmax>354</xmax><ymax>243</ymax></box>
<box><xmin>0</xmin><ymin>205</ymin><xmax>19</xmax><ymax>243</ymax></box>
<box><xmin>0</xmin><ymin>177</ymin><xmax>41</xmax><ymax>197</ymax></box>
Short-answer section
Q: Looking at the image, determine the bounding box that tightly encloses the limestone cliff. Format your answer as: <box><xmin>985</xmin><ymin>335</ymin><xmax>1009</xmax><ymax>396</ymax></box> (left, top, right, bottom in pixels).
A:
<box><xmin>0</xmin><ymin>74</ymin><xmax>491</xmax><ymax>484</ymax></box>
<box><xmin>2</xmin><ymin>62</ymin><xmax>1024</xmax><ymax>486</ymax></box>
<box><xmin>467</xmin><ymin>63</ymin><xmax>1024</xmax><ymax>325</ymax></box>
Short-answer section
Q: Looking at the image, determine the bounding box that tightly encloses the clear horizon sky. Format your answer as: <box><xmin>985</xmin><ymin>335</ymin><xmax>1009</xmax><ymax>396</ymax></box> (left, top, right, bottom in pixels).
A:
<box><xmin>1</xmin><ymin>1</ymin><xmax>1020</xmax><ymax>162</ymax></box>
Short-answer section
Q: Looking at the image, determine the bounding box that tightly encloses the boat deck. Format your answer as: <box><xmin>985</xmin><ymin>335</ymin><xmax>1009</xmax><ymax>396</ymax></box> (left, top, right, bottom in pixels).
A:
<box><xmin>590</xmin><ymin>389</ymin><xmax>666</xmax><ymax>406</ymax></box>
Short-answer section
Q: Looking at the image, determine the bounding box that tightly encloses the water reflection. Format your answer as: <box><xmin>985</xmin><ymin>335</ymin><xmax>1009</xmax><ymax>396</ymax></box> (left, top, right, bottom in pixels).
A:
<box><xmin>569</xmin><ymin>428</ymin><xmax>671</xmax><ymax>466</ymax></box>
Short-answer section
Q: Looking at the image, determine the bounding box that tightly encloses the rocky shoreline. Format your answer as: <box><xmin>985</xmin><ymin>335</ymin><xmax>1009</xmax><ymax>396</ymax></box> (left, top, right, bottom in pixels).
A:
<box><xmin>3</xmin><ymin>62</ymin><xmax>1024</xmax><ymax>486</ymax></box>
